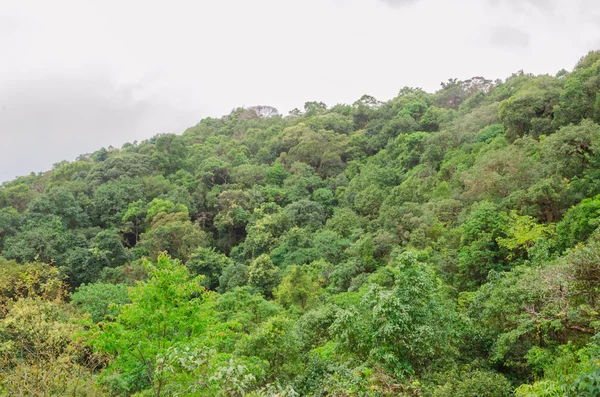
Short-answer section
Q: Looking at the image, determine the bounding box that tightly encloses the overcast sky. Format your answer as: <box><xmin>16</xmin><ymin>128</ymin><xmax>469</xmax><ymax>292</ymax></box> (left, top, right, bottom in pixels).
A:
<box><xmin>1</xmin><ymin>0</ymin><xmax>599</xmax><ymax>182</ymax></box>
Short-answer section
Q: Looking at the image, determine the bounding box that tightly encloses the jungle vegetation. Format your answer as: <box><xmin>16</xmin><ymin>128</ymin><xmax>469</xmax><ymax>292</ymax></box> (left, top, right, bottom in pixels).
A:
<box><xmin>3</xmin><ymin>52</ymin><xmax>600</xmax><ymax>396</ymax></box>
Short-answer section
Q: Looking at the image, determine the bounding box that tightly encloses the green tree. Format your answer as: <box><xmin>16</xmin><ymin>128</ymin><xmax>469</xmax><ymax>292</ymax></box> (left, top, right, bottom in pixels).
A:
<box><xmin>186</xmin><ymin>247</ymin><xmax>233</xmax><ymax>290</ymax></box>
<box><xmin>284</xmin><ymin>199</ymin><xmax>326</xmax><ymax>230</ymax></box>
<box><xmin>554</xmin><ymin>51</ymin><xmax>600</xmax><ymax>126</ymax></box>
<box><xmin>498</xmin><ymin>76</ymin><xmax>562</xmax><ymax>140</ymax></box>
<box><xmin>65</xmin><ymin>229</ymin><xmax>130</xmax><ymax>287</ymax></box>
<box><xmin>145</xmin><ymin>198</ymin><xmax>188</xmax><ymax>222</ymax></box>
<box><xmin>457</xmin><ymin>202</ymin><xmax>509</xmax><ymax>289</ymax></box>
<box><xmin>275</xmin><ymin>265</ymin><xmax>319</xmax><ymax>310</ymax></box>
<box><xmin>555</xmin><ymin>194</ymin><xmax>600</xmax><ymax>251</ymax></box>
<box><xmin>219</xmin><ymin>263</ymin><xmax>250</xmax><ymax>293</ymax></box>
<box><xmin>0</xmin><ymin>207</ymin><xmax>23</xmax><ymax>250</ymax></box>
<box><xmin>248</xmin><ymin>254</ymin><xmax>279</xmax><ymax>297</ymax></box>
<box><xmin>3</xmin><ymin>215</ymin><xmax>84</xmax><ymax>268</ymax></box>
<box><xmin>91</xmin><ymin>178</ymin><xmax>145</xmax><ymax>227</ymax></box>
<box><xmin>90</xmin><ymin>254</ymin><xmax>226</xmax><ymax>396</ymax></box>
<box><xmin>496</xmin><ymin>211</ymin><xmax>555</xmax><ymax>262</ymax></box>
<box><xmin>71</xmin><ymin>283</ymin><xmax>130</xmax><ymax>323</ymax></box>
<box><xmin>0</xmin><ymin>298</ymin><xmax>104</xmax><ymax>396</ymax></box>
<box><xmin>540</xmin><ymin>119</ymin><xmax>600</xmax><ymax>180</ymax></box>
<box><xmin>432</xmin><ymin>368</ymin><xmax>512</xmax><ymax>397</ymax></box>
<box><xmin>237</xmin><ymin>315</ymin><xmax>301</xmax><ymax>382</ymax></box>
<box><xmin>139</xmin><ymin>212</ymin><xmax>207</xmax><ymax>261</ymax></box>
<box><xmin>266</xmin><ymin>162</ymin><xmax>291</xmax><ymax>186</ymax></box>
<box><xmin>0</xmin><ymin>183</ymin><xmax>35</xmax><ymax>211</ymax></box>
<box><xmin>0</xmin><ymin>260</ymin><xmax>65</xmax><ymax>313</ymax></box>
<box><xmin>121</xmin><ymin>199</ymin><xmax>146</xmax><ymax>245</ymax></box>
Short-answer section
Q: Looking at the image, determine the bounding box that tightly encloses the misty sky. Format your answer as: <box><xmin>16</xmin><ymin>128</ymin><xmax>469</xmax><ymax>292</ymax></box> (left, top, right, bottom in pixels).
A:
<box><xmin>1</xmin><ymin>0</ymin><xmax>599</xmax><ymax>182</ymax></box>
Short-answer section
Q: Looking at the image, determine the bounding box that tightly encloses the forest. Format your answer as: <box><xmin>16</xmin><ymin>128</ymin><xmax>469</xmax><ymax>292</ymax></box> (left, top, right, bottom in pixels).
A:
<box><xmin>2</xmin><ymin>51</ymin><xmax>600</xmax><ymax>396</ymax></box>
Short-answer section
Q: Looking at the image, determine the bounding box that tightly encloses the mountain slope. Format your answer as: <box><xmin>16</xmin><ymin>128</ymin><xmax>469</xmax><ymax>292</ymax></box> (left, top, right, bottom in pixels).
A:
<box><xmin>2</xmin><ymin>51</ymin><xmax>600</xmax><ymax>396</ymax></box>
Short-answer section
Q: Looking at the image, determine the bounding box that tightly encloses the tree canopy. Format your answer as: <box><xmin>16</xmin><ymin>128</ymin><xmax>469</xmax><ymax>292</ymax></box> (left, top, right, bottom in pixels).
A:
<box><xmin>3</xmin><ymin>52</ymin><xmax>600</xmax><ymax>395</ymax></box>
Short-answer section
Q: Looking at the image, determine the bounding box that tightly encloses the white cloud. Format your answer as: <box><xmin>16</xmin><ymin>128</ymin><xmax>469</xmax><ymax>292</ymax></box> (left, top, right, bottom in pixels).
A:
<box><xmin>0</xmin><ymin>0</ymin><xmax>599</xmax><ymax>181</ymax></box>
<box><xmin>489</xmin><ymin>26</ymin><xmax>531</xmax><ymax>50</ymax></box>
<box><xmin>380</xmin><ymin>0</ymin><xmax>420</xmax><ymax>6</ymax></box>
<box><xmin>0</xmin><ymin>73</ymin><xmax>198</xmax><ymax>181</ymax></box>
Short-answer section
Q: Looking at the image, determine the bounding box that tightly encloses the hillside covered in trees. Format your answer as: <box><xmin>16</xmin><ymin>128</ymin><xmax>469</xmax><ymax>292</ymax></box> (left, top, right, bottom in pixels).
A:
<box><xmin>3</xmin><ymin>52</ymin><xmax>600</xmax><ymax>396</ymax></box>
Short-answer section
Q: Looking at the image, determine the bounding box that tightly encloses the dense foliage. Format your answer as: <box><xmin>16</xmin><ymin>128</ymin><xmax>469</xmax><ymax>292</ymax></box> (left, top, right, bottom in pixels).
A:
<box><xmin>2</xmin><ymin>53</ymin><xmax>600</xmax><ymax>395</ymax></box>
